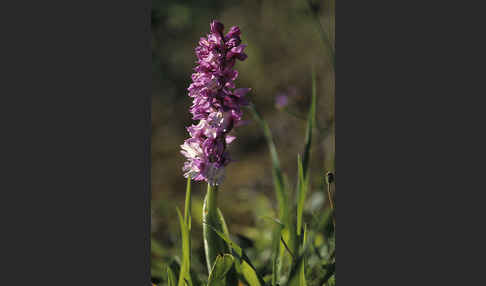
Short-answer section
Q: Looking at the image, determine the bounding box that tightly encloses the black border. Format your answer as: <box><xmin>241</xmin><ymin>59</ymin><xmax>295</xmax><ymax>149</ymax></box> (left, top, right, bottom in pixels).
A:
<box><xmin>1</xmin><ymin>0</ymin><xmax>152</xmax><ymax>284</ymax></box>
<box><xmin>338</xmin><ymin>1</ymin><xmax>486</xmax><ymax>285</ymax></box>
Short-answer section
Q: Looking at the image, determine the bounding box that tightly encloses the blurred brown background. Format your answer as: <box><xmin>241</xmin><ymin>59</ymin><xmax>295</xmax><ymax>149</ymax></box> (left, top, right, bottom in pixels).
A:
<box><xmin>151</xmin><ymin>0</ymin><xmax>334</xmax><ymax>278</ymax></box>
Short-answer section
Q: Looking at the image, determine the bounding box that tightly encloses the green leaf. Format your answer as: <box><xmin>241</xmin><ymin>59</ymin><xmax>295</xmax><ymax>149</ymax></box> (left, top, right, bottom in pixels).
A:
<box><xmin>203</xmin><ymin>221</ymin><xmax>242</xmax><ymax>258</ymax></box>
<box><xmin>285</xmin><ymin>254</ymin><xmax>305</xmax><ymax>286</ymax></box>
<box><xmin>271</xmin><ymin>222</ymin><xmax>283</xmax><ymax>286</ymax></box>
<box><xmin>302</xmin><ymin>67</ymin><xmax>317</xmax><ymax>179</ymax></box>
<box><xmin>280</xmin><ymin>232</ymin><xmax>295</xmax><ymax>259</ymax></box>
<box><xmin>207</xmin><ymin>254</ymin><xmax>235</xmax><ymax>286</ymax></box>
<box><xmin>298</xmin><ymin>224</ymin><xmax>308</xmax><ymax>286</ymax></box>
<box><xmin>217</xmin><ymin>208</ymin><xmax>230</xmax><ymax>239</ymax></box>
<box><xmin>286</xmin><ymin>225</ymin><xmax>312</xmax><ymax>286</ymax></box>
<box><xmin>302</xmin><ymin>223</ymin><xmax>307</xmax><ymax>248</ymax></box>
<box><xmin>167</xmin><ymin>266</ymin><xmax>177</xmax><ymax>286</ymax></box>
<box><xmin>204</xmin><ymin>222</ymin><xmax>265</xmax><ymax>286</ymax></box>
<box><xmin>217</xmin><ymin>208</ymin><xmax>239</xmax><ymax>286</ymax></box>
<box><xmin>240</xmin><ymin>260</ymin><xmax>263</xmax><ymax>286</ymax></box>
<box><xmin>298</xmin><ymin>261</ymin><xmax>307</xmax><ymax>286</ymax></box>
<box><xmin>176</xmin><ymin>207</ymin><xmax>192</xmax><ymax>286</ymax></box>
<box><xmin>296</xmin><ymin>154</ymin><xmax>308</xmax><ymax>237</ymax></box>
<box><xmin>284</xmin><ymin>213</ymin><xmax>298</xmax><ymax>262</ymax></box>
<box><xmin>226</xmin><ymin>264</ymin><xmax>239</xmax><ymax>286</ymax></box>
<box><xmin>167</xmin><ymin>259</ymin><xmax>181</xmax><ymax>282</ymax></box>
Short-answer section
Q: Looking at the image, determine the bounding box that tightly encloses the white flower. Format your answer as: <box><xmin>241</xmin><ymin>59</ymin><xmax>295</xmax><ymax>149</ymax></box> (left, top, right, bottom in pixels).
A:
<box><xmin>180</xmin><ymin>140</ymin><xmax>203</xmax><ymax>159</ymax></box>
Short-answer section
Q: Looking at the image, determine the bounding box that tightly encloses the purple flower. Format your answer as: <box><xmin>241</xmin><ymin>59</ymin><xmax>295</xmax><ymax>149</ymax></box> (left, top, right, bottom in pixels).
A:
<box><xmin>275</xmin><ymin>94</ymin><xmax>289</xmax><ymax>109</ymax></box>
<box><xmin>181</xmin><ymin>20</ymin><xmax>250</xmax><ymax>185</ymax></box>
<box><xmin>275</xmin><ymin>86</ymin><xmax>299</xmax><ymax>109</ymax></box>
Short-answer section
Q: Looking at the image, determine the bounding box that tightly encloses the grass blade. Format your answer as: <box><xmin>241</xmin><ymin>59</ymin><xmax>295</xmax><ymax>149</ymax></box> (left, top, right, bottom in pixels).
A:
<box><xmin>302</xmin><ymin>67</ymin><xmax>317</xmax><ymax>179</ymax></box>
<box><xmin>167</xmin><ymin>266</ymin><xmax>177</xmax><ymax>286</ymax></box>
<box><xmin>285</xmin><ymin>254</ymin><xmax>305</xmax><ymax>286</ymax></box>
<box><xmin>271</xmin><ymin>222</ymin><xmax>283</xmax><ymax>286</ymax></box>
<box><xmin>168</xmin><ymin>259</ymin><xmax>181</xmax><ymax>282</ymax></box>
<box><xmin>297</xmin><ymin>224</ymin><xmax>308</xmax><ymax>286</ymax></box>
<box><xmin>280</xmin><ymin>235</ymin><xmax>295</xmax><ymax>259</ymax></box>
<box><xmin>286</xmin><ymin>225</ymin><xmax>313</xmax><ymax>286</ymax></box>
<box><xmin>240</xmin><ymin>261</ymin><xmax>263</xmax><ymax>286</ymax></box>
<box><xmin>249</xmin><ymin>103</ymin><xmax>296</xmax><ymax>278</ymax></box>
<box><xmin>296</xmin><ymin>154</ymin><xmax>308</xmax><ymax>237</ymax></box>
<box><xmin>248</xmin><ymin>104</ymin><xmax>289</xmax><ymax>223</ymax></box>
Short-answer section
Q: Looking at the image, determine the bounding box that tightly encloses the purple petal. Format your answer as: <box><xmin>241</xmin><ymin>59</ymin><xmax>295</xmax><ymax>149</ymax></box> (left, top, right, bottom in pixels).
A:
<box><xmin>226</xmin><ymin>135</ymin><xmax>236</xmax><ymax>144</ymax></box>
<box><xmin>225</xmin><ymin>26</ymin><xmax>241</xmax><ymax>39</ymax></box>
<box><xmin>275</xmin><ymin>94</ymin><xmax>289</xmax><ymax>109</ymax></box>
<box><xmin>210</xmin><ymin>20</ymin><xmax>224</xmax><ymax>34</ymax></box>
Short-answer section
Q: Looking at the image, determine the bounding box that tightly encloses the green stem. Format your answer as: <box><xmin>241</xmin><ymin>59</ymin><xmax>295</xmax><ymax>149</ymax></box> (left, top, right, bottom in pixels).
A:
<box><xmin>203</xmin><ymin>183</ymin><xmax>230</xmax><ymax>274</ymax></box>
<box><xmin>205</xmin><ymin>184</ymin><xmax>218</xmax><ymax>221</ymax></box>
